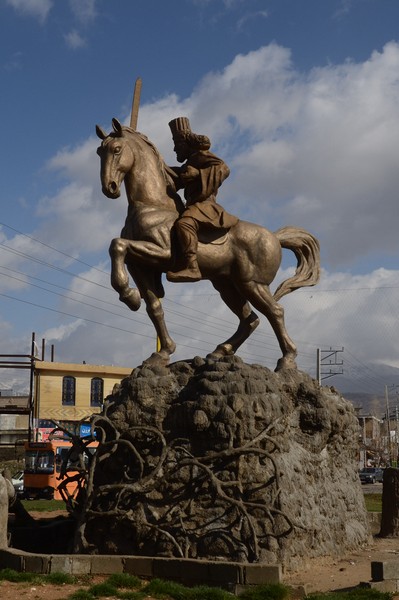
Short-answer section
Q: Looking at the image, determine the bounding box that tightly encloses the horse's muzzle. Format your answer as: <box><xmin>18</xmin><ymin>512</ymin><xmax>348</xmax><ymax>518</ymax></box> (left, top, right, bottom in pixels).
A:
<box><xmin>102</xmin><ymin>182</ymin><xmax>121</xmax><ymax>199</ymax></box>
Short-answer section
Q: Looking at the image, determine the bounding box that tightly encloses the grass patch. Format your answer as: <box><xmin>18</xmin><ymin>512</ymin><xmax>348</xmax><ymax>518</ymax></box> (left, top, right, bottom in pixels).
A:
<box><xmin>364</xmin><ymin>493</ymin><xmax>382</xmax><ymax>512</ymax></box>
<box><xmin>0</xmin><ymin>570</ymin><xmax>392</xmax><ymax>600</ymax></box>
<box><xmin>308</xmin><ymin>588</ymin><xmax>392</xmax><ymax>600</ymax></box>
<box><xmin>0</xmin><ymin>568</ymin><xmax>76</xmax><ymax>586</ymax></box>
<box><xmin>70</xmin><ymin>577</ymin><xmax>395</xmax><ymax>600</ymax></box>
<box><xmin>0</xmin><ymin>568</ymin><xmax>40</xmax><ymax>583</ymax></box>
<box><xmin>117</xmin><ymin>592</ymin><xmax>146</xmax><ymax>600</ymax></box>
<box><xmin>88</xmin><ymin>581</ymin><xmax>119</xmax><ymax>597</ymax></box>
<box><xmin>69</xmin><ymin>574</ymin><xmax>144</xmax><ymax>600</ymax></box>
<box><xmin>69</xmin><ymin>591</ymin><xmax>96</xmax><ymax>600</ymax></box>
<box><xmin>107</xmin><ymin>573</ymin><xmax>142</xmax><ymax>589</ymax></box>
<box><xmin>143</xmin><ymin>578</ymin><xmax>190</xmax><ymax>599</ymax></box>
<box><xmin>21</xmin><ymin>499</ymin><xmax>66</xmax><ymax>511</ymax></box>
<box><xmin>239</xmin><ymin>583</ymin><xmax>290</xmax><ymax>600</ymax></box>
<box><xmin>70</xmin><ymin>576</ymin><xmax>235</xmax><ymax>600</ymax></box>
<box><xmin>46</xmin><ymin>571</ymin><xmax>76</xmax><ymax>585</ymax></box>
<box><xmin>142</xmin><ymin>578</ymin><xmax>236</xmax><ymax>600</ymax></box>
<box><xmin>188</xmin><ymin>585</ymin><xmax>235</xmax><ymax>600</ymax></box>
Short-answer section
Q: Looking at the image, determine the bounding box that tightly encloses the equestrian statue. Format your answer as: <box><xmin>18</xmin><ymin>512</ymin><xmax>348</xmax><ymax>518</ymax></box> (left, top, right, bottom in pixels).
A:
<box><xmin>96</xmin><ymin>117</ymin><xmax>320</xmax><ymax>371</ymax></box>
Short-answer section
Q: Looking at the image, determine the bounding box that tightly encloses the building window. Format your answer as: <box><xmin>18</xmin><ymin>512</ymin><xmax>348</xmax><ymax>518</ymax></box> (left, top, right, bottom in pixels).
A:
<box><xmin>62</xmin><ymin>376</ymin><xmax>76</xmax><ymax>406</ymax></box>
<box><xmin>90</xmin><ymin>377</ymin><xmax>103</xmax><ymax>407</ymax></box>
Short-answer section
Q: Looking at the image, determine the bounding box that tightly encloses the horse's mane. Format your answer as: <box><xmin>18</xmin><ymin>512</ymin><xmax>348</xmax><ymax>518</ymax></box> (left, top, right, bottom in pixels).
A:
<box><xmin>123</xmin><ymin>126</ymin><xmax>176</xmax><ymax>192</ymax></box>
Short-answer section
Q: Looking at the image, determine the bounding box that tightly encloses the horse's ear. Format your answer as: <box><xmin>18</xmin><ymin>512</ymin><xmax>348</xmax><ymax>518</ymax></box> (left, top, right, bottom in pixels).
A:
<box><xmin>96</xmin><ymin>124</ymin><xmax>107</xmax><ymax>140</ymax></box>
<box><xmin>112</xmin><ymin>118</ymin><xmax>123</xmax><ymax>136</ymax></box>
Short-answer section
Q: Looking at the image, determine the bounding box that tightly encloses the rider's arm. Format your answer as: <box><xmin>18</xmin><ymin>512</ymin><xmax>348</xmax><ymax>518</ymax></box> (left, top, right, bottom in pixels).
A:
<box><xmin>165</xmin><ymin>165</ymin><xmax>185</xmax><ymax>191</ymax></box>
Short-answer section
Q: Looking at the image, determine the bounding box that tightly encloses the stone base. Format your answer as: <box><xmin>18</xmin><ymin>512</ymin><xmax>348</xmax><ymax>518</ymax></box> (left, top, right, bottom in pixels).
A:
<box><xmin>73</xmin><ymin>356</ymin><xmax>369</xmax><ymax>568</ymax></box>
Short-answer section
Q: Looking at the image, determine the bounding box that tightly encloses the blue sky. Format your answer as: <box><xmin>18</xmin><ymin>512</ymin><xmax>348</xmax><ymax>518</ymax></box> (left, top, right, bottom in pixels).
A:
<box><xmin>2</xmin><ymin>0</ymin><xmax>399</xmax><ymax>400</ymax></box>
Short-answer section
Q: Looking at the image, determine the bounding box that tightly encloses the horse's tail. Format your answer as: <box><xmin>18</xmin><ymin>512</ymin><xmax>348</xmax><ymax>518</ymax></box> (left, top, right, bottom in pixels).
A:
<box><xmin>273</xmin><ymin>226</ymin><xmax>320</xmax><ymax>301</ymax></box>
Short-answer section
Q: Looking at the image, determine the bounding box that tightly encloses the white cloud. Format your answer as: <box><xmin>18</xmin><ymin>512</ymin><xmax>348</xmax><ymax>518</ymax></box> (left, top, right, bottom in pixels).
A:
<box><xmin>133</xmin><ymin>42</ymin><xmax>399</xmax><ymax>272</ymax></box>
<box><xmin>43</xmin><ymin>319</ymin><xmax>84</xmax><ymax>343</ymax></box>
<box><xmin>6</xmin><ymin>0</ymin><xmax>52</xmax><ymax>22</ymax></box>
<box><xmin>282</xmin><ymin>267</ymin><xmax>399</xmax><ymax>374</ymax></box>
<box><xmin>152</xmin><ymin>42</ymin><xmax>399</xmax><ymax>270</ymax></box>
<box><xmin>69</xmin><ymin>0</ymin><xmax>97</xmax><ymax>22</ymax></box>
<box><xmin>333</xmin><ymin>0</ymin><xmax>353</xmax><ymax>19</ymax></box>
<box><xmin>4</xmin><ymin>42</ymin><xmax>399</xmax><ymax>393</ymax></box>
<box><xmin>47</xmin><ymin>137</ymin><xmax>99</xmax><ymax>186</ymax></box>
<box><xmin>41</xmin><ymin>136</ymin><xmax>127</xmax><ymax>254</ymax></box>
<box><xmin>236</xmin><ymin>10</ymin><xmax>268</xmax><ymax>31</ymax></box>
<box><xmin>64</xmin><ymin>29</ymin><xmax>86</xmax><ymax>49</ymax></box>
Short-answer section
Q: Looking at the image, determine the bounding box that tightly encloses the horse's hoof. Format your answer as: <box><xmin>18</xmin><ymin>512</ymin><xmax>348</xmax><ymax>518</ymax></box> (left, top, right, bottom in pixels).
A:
<box><xmin>206</xmin><ymin>352</ymin><xmax>221</xmax><ymax>361</ymax></box>
<box><xmin>120</xmin><ymin>289</ymin><xmax>141</xmax><ymax>311</ymax></box>
<box><xmin>142</xmin><ymin>351</ymin><xmax>170</xmax><ymax>367</ymax></box>
<box><xmin>275</xmin><ymin>356</ymin><xmax>297</xmax><ymax>371</ymax></box>
<box><xmin>206</xmin><ymin>344</ymin><xmax>234</xmax><ymax>360</ymax></box>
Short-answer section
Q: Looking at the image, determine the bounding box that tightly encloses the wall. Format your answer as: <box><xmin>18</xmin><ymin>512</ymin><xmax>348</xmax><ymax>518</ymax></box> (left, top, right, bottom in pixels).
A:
<box><xmin>34</xmin><ymin>361</ymin><xmax>132</xmax><ymax>423</ymax></box>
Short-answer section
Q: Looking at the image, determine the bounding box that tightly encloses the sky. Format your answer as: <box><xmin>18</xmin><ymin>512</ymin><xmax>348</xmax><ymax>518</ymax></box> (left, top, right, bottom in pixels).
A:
<box><xmin>2</xmin><ymin>0</ymin><xmax>399</xmax><ymax>401</ymax></box>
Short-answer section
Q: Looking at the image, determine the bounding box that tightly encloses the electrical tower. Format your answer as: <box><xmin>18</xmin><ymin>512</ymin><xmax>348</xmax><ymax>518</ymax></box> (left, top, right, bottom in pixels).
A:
<box><xmin>317</xmin><ymin>347</ymin><xmax>344</xmax><ymax>385</ymax></box>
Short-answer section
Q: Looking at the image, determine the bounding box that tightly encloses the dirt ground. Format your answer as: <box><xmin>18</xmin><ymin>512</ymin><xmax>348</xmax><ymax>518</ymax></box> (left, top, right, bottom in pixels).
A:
<box><xmin>2</xmin><ymin>510</ymin><xmax>399</xmax><ymax>599</ymax></box>
<box><xmin>283</xmin><ymin>536</ymin><xmax>399</xmax><ymax>593</ymax></box>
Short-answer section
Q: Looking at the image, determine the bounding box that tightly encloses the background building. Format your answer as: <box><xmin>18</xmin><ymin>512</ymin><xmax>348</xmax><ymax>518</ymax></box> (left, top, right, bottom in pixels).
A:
<box><xmin>0</xmin><ymin>394</ymin><xmax>30</xmax><ymax>446</ymax></box>
<box><xmin>33</xmin><ymin>361</ymin><xmax>132</xmax><ymax>440</ymax></box>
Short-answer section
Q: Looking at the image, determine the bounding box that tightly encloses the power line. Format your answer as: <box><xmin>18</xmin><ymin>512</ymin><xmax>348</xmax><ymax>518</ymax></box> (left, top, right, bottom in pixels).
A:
<box><xmin>1</xmin><ymin>220</ymin><xmax>398</xmax><ymax>384</ymax></box>
<box><xmin>0</xmin><ymin>243</ymin><xmax>110</xmax><ymax>291</ymax></box>
<box><xmin>0</xmin><ymin>221</ymin><xmax>109</xmax><ymax>276</ymax></box>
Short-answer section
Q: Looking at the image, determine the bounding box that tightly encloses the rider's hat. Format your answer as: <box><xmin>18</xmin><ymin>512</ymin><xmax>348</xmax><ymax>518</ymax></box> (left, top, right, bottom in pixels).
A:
<box><xmin>169</xmin><ymin>117</ymin><xmax>192</xmax><ymax>140</ymax></box>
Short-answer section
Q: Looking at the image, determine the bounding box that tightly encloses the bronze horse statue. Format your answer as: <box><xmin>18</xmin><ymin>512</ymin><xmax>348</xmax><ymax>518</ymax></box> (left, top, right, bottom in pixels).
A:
<box><xmin>96</xmin><ymin>118</ymin><xmax>320</xmax><ymax>370</ymax></box>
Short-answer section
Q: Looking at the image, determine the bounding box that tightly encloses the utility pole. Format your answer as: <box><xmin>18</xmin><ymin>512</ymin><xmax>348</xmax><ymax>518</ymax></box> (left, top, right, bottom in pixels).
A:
<box><xmin>316</xmin><ymin>347</ymin><xmax>344</xmax><ymax>385</ymax></box>
<box><xmin>384</xmin><ymin>384</ymin><xmax>399</xmax><ymax>466</ymax></box>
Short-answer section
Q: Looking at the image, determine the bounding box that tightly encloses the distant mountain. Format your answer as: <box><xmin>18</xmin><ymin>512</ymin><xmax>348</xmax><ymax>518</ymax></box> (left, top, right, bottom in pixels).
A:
<box><xmin>342</xmin><ymin>393</ymin><xmax>385</xmax><ymax>417</ymax></box>
<box><xmin>320</xmin><ymin>361</ymin><xmax>399</xmax><ymax>418</ymax></box>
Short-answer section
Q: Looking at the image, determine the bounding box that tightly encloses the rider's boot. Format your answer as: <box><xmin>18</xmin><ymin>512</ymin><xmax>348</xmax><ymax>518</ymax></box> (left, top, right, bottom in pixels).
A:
<box><xmin>167</xmin><ymin>254</ymin><xmax>201</xmax><ymax>282</ymax></box>
<box><xmin>167</xmin><ymin>220</ymin><xmax>202</xmax><ymax>283</ymax></box>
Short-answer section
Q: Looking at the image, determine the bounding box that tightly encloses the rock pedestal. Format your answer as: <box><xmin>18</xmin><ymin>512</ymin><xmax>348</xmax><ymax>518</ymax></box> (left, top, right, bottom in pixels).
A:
<box><xmin>74</xmin><ymin>356</ymin><xmax>369</xmax><ymax>569</ymax></box>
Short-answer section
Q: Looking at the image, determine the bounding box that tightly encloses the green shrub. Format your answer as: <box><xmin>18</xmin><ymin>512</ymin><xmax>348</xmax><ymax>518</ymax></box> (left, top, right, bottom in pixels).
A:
<box><xmin>0</xmin><ymin>568</ymin><xmax>39</xmax><ymax>583</ymax></box>
<box><xmin>189</xmin><ymin>584</ymin><xmax>234</xmax><ymax>600</ymax></box>
<box><xmin>89</xmin><ymin>581</ymin><xmax>119</xmax><ymax>597</ymax></box>
<box><xmin>142</xmin><ymin>578</ymin><xmax>235</xmax><ymax>600</ymax></box>
<box><xmin>107</xmin><ymin>572</ymin><xmax>142</xmax><ymax>589</ymax></box>
<box><xmin>117</xmin><ymin>592</ymin><xmax>146</xmax><ymax>600</ymax></box>
<box><xmin>46</xmin><ymin>571</ymin><xmax>76</xmax><ymax>585</ymax></box>
<box><xmin>239</xmin><ymin>583</ymin><xmax>290</xmax><ymax>600</ymax></box>
<box><xmin>143</xmin><ymin>578</ymin><xmax>190</xmax><ymax>599</ymax></box>
<box><xmin>68</xmin><ymin>590</ymin><xmax>95</xmax><ymax>600</ymax></box>
<box><xmin>308</xmin><ymin>589</ymin><xmax>393</xmax><ymax>600</ymax></box>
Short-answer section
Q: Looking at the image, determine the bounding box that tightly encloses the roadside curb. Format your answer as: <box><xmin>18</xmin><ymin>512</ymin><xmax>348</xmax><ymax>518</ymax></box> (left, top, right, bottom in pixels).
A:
<box><xmin>0</xmin><ymin>548</ymin><xmax>282</xmax><ymax>593</ymax></box>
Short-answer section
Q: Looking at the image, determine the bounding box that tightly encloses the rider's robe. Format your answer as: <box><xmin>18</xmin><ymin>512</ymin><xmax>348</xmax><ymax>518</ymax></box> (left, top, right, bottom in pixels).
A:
<box><xmin>170</xmin><ymin>150</ymin><xmax>239</xmax><ymax>229</ymax></box>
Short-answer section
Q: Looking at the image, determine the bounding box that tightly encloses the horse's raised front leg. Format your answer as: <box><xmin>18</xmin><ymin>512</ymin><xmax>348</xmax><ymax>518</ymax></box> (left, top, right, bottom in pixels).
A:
<box><xmin>206</xmin><ymin>279</ymin><xmax>260</xmax><ymax>360</ymax></box>
<box><xmin>236</xmin><ymin>281</ymin><xmax>297</xmax><ymax>371</ymax></box>
<box><xmin>109</xmin><ymin>236</ymin><xmax>172</xmax><ymax>311</ymax></box>
<box><xmin>109</xmin><ymin>238</ymin><xmax>141</xmax><ymax>311</ymax></box>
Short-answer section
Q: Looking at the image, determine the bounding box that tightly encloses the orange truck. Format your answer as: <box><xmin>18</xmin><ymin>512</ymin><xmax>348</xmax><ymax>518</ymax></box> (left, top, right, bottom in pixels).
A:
<box><xmin>23</xmin><ymin>439</ymin><xmax>97</xmax><ymax>501</ymax></box>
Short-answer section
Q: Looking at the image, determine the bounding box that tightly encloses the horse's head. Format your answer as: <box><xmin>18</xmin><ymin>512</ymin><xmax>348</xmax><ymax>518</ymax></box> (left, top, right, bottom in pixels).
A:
<box><xmin>96</xmin><ymin>118</ymin><xmax>134</xmax><ymax>199</ymax></box>
<box><xmin>96</xmin><ymin>118</ymin><xmax>183</xmax><ymax>212</ymax></box>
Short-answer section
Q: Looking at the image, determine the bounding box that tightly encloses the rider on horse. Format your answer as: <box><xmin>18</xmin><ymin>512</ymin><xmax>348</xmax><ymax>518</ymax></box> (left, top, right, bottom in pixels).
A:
<box><xmin>166</xmin><ymin>117</ymin><xmax>239</xmax><ymax>283</ymax></box>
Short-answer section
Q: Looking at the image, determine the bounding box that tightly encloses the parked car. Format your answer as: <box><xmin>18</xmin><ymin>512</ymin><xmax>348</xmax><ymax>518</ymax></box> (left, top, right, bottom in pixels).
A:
<box><xmin>11</xmin><ymin>470</ymin><xmax>24</xmax><ymax>497</ymax></box>
<box><xmin>359</xmin><ymin>467</ymin><xmax>384</xmax><ymax>484</ymax></box>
